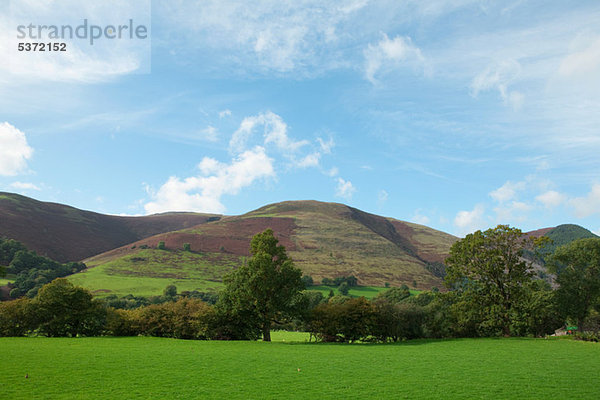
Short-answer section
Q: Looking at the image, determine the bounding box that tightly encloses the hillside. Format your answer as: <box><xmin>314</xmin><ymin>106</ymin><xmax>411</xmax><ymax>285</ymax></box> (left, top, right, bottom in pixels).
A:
<box><xmin>0</xmin><ymin>192</ymin><xmax>220</xmax><ymax>262</ymax></box>
<box><xmin>74</xmin><ymin>200</ymin><xmax>458</xmax><ymax>294</ymax></box>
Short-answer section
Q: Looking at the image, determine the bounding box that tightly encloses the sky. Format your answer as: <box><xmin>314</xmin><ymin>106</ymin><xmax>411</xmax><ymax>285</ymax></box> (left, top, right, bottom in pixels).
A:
<box><xmin>1</xmin><ymin>0</ymin><xmax>599</xmax><ymax>237</ymax></box>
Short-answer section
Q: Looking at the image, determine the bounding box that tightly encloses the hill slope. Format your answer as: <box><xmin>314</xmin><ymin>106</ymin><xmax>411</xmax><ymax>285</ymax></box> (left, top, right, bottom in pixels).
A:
<box><xmin>75</xmin><ymin>200</ymin><xmax>458</xmax><ymax>294</ymax></box>
<box><xmin>0</xmin><ymin>192</ymin><xmax>220</xmax><ymax>262</ymax></box>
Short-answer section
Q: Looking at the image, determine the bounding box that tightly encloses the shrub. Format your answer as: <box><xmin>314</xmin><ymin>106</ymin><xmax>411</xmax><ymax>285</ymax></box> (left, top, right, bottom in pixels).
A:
<box><xmin>157</xmin><ymin>241</ymin><xmax>166</xmax><ymax>250</ymax></box>
<box><xmin>183</xmin><ymin>243</ymin><xmax>191</xmax><ymax>252</ymax></box>
<box><xmin>0</xmin><ymin>298</ymin><xmax>35</xmax><ymax>336</ymax></box>
<box><xmin>310</xmin><ymin>297</ymin><xmax>376</xmax><ymax>342</ymax></box>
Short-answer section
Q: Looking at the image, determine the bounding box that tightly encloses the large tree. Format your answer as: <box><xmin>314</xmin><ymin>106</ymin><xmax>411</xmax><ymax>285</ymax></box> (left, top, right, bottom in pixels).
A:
<box><xmin>549</xmin><ymin>238</ymin><xmax>600</xmax><ymax>331</ymax></box>
<box><xmin>445</xmin><ymin>225</ymin><xmax>538</xmax><ymax>336</ymax></box>
<box><xmin>219</xmin><ymin>229</ymin><xmax>304</xmax><ymax>341</ymax></box>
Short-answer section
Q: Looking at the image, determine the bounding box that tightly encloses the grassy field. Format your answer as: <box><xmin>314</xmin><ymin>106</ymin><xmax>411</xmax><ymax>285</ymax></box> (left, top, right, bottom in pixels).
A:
<box><xmin>0</xmin><ymin>278</ymin><xmax>13</xmax><ymax>286</ymax></box>
<box><xmin>69</xmin><ymin>249</ymin><xmax>234</xmax><ymax>297</ymax></box>
<box><xmin>308</xmin><ymin>285</ymin><xmax>419</xmax><ymax>299</ymax></box>
<box><xmin>2</xmin><ymin>336</ymin><xmax>598</xmax><ymax>399</ymax></box>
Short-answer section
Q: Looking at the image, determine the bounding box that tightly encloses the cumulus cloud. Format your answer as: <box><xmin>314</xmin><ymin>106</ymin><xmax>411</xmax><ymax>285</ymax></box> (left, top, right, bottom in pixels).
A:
<box><xmin>0</xmin><ymin>122</ymin><xmax>33</xmax><ymax>176</ymax></box>
<box><xmin>219</xmin><ymin>109</ymin><xmax>232</xmax><ymax>118</ymax></box>
<box><xmin>411</xmin><ymin>210</ymin><xmax>431</xmax><ymax>226</ymax></box>
<box><xmin>454</xmin><ymin>204</ymin><xmax>486</xmax><ymax>236</ymax></box>
<box><xmin>364</xmin><ymin>33</ymin><xmax>425</xmax><ymax>83</ymax></box>
<box><xmin>335</xmin><ymin>177</ymin><xmax>356</xmax><ymax>200</ymax></box>
<box><xmin>470</xmin><ymin>59</ymin><xmax>524</xmax><ymax>109</ymax></box>
<box><xmin>200</xmin><ymin>126</ymin><xmax>219</xmax><ymax>142</ymax></box>
<box><xmin>9</xmin><ymin>182</ymin><xmax>40</xmax><ymax>191</ymax></box>
<box><xmin>229</xmin><ymin>111</ymin><xmax>308</xmax><ymax>154</ymax></box>
<box><xmin>570</xmin><ymin>184</ymin><xmax>600</xmax><ymax>218</ymax></box>
<box><xmin>536</xmin><ymin>190</ymin><xmax>566</xmax><ymax>208</ymax></box>
<box><xmin>144</xmin><ymin>146</ymin><xmax>274</xmax><ymax>214</ymax></box>
<box><xmin>489</xmin><ymin>180</ymin><xmax>525</xmax><ymax>203</ymax></box>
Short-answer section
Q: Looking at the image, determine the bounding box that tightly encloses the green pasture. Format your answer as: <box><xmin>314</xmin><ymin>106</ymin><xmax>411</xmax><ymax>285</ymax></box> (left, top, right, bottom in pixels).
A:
<box><xmin>308</xmin><ymin>285</ymin><xmax>418</xmax><ymax>299</ymax></box>
<box><xmin>0</xmin><ymin>278</ymin><xmax>13</xmax><ymax>286</ymax></box>
<box><xmin>2</xmin><ymin>337</ymin><xmax>598</xmax><ymax>399</ymax></box>
<box><xmin>69</xmin><ymin>249</ymin><xmax>235</xmax><ymax>297</ymax></box>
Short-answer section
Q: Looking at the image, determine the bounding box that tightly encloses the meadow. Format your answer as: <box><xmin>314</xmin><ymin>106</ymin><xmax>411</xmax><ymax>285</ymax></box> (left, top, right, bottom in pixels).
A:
<box><xmin>2</xmin><ymin>336</ymin><xmax>599</xmax><ymax>399</ymax></box>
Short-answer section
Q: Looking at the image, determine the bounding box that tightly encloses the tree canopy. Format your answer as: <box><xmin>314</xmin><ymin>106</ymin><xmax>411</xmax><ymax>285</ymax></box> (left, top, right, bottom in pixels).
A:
<box><xmin>445</xmin><ymin>225</ymin><xmax>538</xmax><ymax>336</ymax></box>
<box><xmin>549</xmin><ymin>238</ymin><xmax>600</xmax><ymax>330</ymax></box>
<box><xmin>218</xmin><ymin>229</ymin><xmax>304</xmax><ymax>341</ymax></box>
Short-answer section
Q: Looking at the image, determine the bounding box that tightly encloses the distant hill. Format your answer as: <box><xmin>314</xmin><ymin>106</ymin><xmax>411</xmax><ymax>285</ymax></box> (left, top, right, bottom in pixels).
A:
<box><xmin>534</xmin><ymin>224</ymin><xmax>599</xmax><ymax>259</ymax></box>
<box><xmin>76</xmin><ymin>200</ymin><xmax>458</xmax><ymax>294</ymax></box>
<box><xmin>0</xmin><ymin>192</ymin><xmax>220</xmax><ymax>262</ymax></box>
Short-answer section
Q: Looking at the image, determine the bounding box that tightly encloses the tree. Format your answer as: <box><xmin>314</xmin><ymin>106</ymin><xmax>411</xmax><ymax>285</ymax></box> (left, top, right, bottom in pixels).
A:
<box><xmin>32</xmin><ymin>279</ymin><xmax>106</xmax><ymax>337</ymax></box>
<box><xmin>338</xmin><ymin>281</ymin><xmax>349</xmax><ymax>296</ymax></box>
<box><xmin>549</xmin><ymin>238</ymin><xmax>600</xmax><ymax>331</ymax></box>
<box><xmin>164</xmin><ymin>284</ymin><xmax>177</xmax><ymax>298</ymax></box>
<box><xmin>183</xmin><ymin>243</ymin><xmax>191</xmax><ymax>252</ymax></box>
<box><xmin>445</xmin><ymin>225</ymin><xmax>538</xmax><ymax>336</ymax></box>
<box><xmin>157</xmin><ymin>241</ymin><xmax>166</xmax><ymax>250</ymax></box>
<box><xmin>301</xmin><ymin>275</ymin><xmax>314</xmax><ymax>287</ymax></box>
<box><xmin>219</xmin><ymin>229</ymin><xmax>304</xmax><ymax>341</ymax></box>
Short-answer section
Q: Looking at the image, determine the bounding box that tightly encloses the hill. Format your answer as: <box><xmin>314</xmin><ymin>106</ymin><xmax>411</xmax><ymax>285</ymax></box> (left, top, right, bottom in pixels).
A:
<box><xmin>73</xmin><ymin>200</ymin><xmax>458</xmax><ymax>295</ymax></box>
<box><xmin>0</xmin><ymin>192</ymin><xmax>220</xmax><ymax>262</ymax></box>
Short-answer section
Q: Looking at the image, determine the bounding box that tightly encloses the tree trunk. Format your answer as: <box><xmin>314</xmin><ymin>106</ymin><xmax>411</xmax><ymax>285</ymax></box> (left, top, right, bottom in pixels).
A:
<box><xmin>262</xmin><ymin>322</ymin><xmax>271</xmax><ymax>342</ymax></box>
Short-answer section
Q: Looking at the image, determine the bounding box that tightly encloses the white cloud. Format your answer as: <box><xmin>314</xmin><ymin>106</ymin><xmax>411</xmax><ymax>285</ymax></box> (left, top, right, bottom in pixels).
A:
<box><xmin>470</xmin><ymin>59</ymin><xmax>524</xmax><ymax>109</ymax></box>
<box><xmin>493</xmin><ymin>201</ymin><xmax>533</xmax><ymax>223</ymax></box>
<box><xmin>219</xmin><ymin>109</ymin><xmax>232</xmax><ymax>118</ymax></box>
<box><xmin>317</xmin><ymin>137</ymin><xmax>335</xmax><ymax>154</ymax></box>
<box><xmin>364</xmin><ymin>33</ymin><xmax>425</xmax><ymax>83</ymax></box>
<box><xmin>535</xmin><ymin>190</ymin><xmax>566</xmax><ymax>208</ymax></box>
<box><xmin>0</xmin><ymin>122</ymin><xmax>33</xmax><ymax>176</ymax></box>
<box><xmin>489</xmin><ymin>180</ymin><xmax>525</xmax><ymax>203</ymax></box>
<box><xmin>9</xmin><ymin>182</ymin><xmax>40</xmax><ymax>191</ymax></box>
<box><xmin>327</xmin><ymin>167</ymin><xmax>339</xmax><ymax>177</ymax></box>
<box><xmin>378</xmin><ymin>189</ymin><xmax>389</xmax><ymax>205</ymax></box>
<box><xmin>200</xmin><ymin>126</ymin><xmax>219</xmax><ymax>142</ymax></box>
<box><xmin>296</xmin><ymin>153</ymin><xmax>321</xmax><ymax>168</ymax></box>
<box><xmin>229</xmin><ymin>111</ymin><xmax>308</xmax><ymax>154</ymax></box>
<box><xmin>570</xmin><ymin>184</ymin><xmax>600</xmax><ymax>218</ymax></box>
<box><xmin>559</xmin><ymin>37</ymin><xmax>600</xmax><ymax>80</ymax></box>
<box><xmin>454</xmin><ymin>204</ymin><xmax>486</xmax><ymax>236</ymax></box>
<box><xmin>335</xmin><ymin>177</ymin><xmax>356</xmax><ymax>200</ymax></box>
<box><xmin>411</xmin><ymin>209</ymin><xmax>430</xmax><ymax>226</ymax></box>
<box><xmin>144</xmin><ymin>146</ymin><xmax>274</xmax><ymax>214</ymax></box>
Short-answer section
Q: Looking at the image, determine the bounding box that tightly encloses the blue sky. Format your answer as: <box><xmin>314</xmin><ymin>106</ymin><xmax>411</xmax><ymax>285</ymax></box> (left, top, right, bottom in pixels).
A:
<box><xmin>1</xmin><ymin>0</ymin><xmax>599</xmax><ymax>237</ymax></box>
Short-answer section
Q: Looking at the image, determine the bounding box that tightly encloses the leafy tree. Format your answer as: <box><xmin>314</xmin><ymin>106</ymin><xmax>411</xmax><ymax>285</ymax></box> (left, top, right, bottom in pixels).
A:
<box><xmin>183</xmin><ymin>243</ymin><xmax>191</xmax><ymax>252</ymax></box>
<box><xmin>0</xmin><ymin>265</ymin><xmax>5</xmax><ymax>278</ymax></box>
<box><xmin>372</xmin><ymin>300</ymin><xmax>426</xmax><ymax>342</ymax></box>
<box><xmin>0</xmin><ymin>238</ymin><xmax>27</xmax><ymax>265</ymax></box>
<box><xmin>0</xmin><ymin>298</ymin><xmax>35</xmax><ymax>336</ymax></box>
<box><xmin>218</xmin><ymin>229</ymin><xmax>304</xmax><ymax>341</ymax></box>
<box><xmin>32</xmin><ymin>279</ymin><xmax>106</xmax><ymax>337</ymax></box>
<box><xmin>310</xmin><ymin>297</ymin><xmax>375</xmax><ymax>342</ymax></box>
<box><xmin>376</xmin><ymin>287</ymin><xmax>410</xmax><ymax>304</ymax></box>
<box><xmin>301</xmin><ymin>275</ymin><xmax>314</xmax><ymax>287</ymax></box>
<box><xmin>445</xmin><ymin>225</ymin><xmax>538</xmax><ymax>336</ymax></box>
<box><xmin>549</xmin><ymin>238</ymin><xmax>600</xmax><ymax>331</ymax></box>
<box><xmin>164</xmin><ymin>284</ymin><xmax>177</xmax><ymax>298</ymax></box>
<box><xmin>157</xmin><ymin>241</ymin><xmax>166</xmax><ymax>250</ymax></box>
<box><xmin>338</xmin><ymin>281</ymin><xmax>349</xmax><ymax>296</ymax></box>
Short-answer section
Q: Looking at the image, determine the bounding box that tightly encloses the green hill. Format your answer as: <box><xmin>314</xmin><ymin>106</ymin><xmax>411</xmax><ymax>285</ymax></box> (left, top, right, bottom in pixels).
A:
<box><xmin>71</xmin><ymin>200</ymin><xmax>458</xmax><ymax>296</ymax></box>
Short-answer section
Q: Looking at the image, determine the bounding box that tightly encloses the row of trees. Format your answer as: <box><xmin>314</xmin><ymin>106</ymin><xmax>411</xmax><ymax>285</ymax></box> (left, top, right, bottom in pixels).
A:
<box><xmin>2</xmin><ymin>227</ymin><xmax>600</xmax><ymax>341</ymax></box>
<box><xmin>0</xmin><ymin>237</ymin><xmax>86</xmax><ymax>298</ymax></box>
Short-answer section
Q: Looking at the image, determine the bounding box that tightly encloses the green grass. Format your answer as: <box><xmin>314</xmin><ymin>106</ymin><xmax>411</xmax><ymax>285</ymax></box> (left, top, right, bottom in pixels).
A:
<box><xmin>308</xmin><ymin>285</ymin><xmax>419</xmax><ymax>299</ymax></box>
<box><xmin>69</xmin><ymin>249</ymin><xmax>237</xmax><ymax>297</ymax></box>
<box><xmin>0</xmin><ymin>278</ymin><xmax>13</xmax><ymax>286</ymax></box>
<box><xmin>1</xmin><ymin>337</ymin><xmax>599</xmax><ymax>399</ymax></box>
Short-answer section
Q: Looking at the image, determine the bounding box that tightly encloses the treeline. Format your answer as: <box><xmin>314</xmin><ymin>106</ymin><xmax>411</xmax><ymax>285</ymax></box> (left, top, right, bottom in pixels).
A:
<box><xmin>2</xmin><ymin>227</ymin><xmax>600</xmax><ymax>342</ymax></box>
<box><xmin>0</xmin><ymin>237</ymin><xmax>86</xmax><ymax>298</ymax></box>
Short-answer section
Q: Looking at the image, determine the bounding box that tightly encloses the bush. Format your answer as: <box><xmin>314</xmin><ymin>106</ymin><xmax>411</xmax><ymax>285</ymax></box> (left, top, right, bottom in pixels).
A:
<box><xmin>157</xmin><ymin>241</ymin><xmax>166</xmax><ymax>250</ymax></box>
<box><xmin>0</xmin><ymin>298</ymin><xmax>35</xmax><ymax>336</ymax></box>
<box><xmin>310</xmin><ymin>297</ymin><xmax>375</xmax><ymax>342</ymax></box>
<box><xmin>183</xmin><ymin>243</ymin><xmax>191</xmax><ymax>252</ymax></box>
<box><xmin>372</xmin><ymin>300</ymin><xmax>426</xmax><ymax>342</ymax></box>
